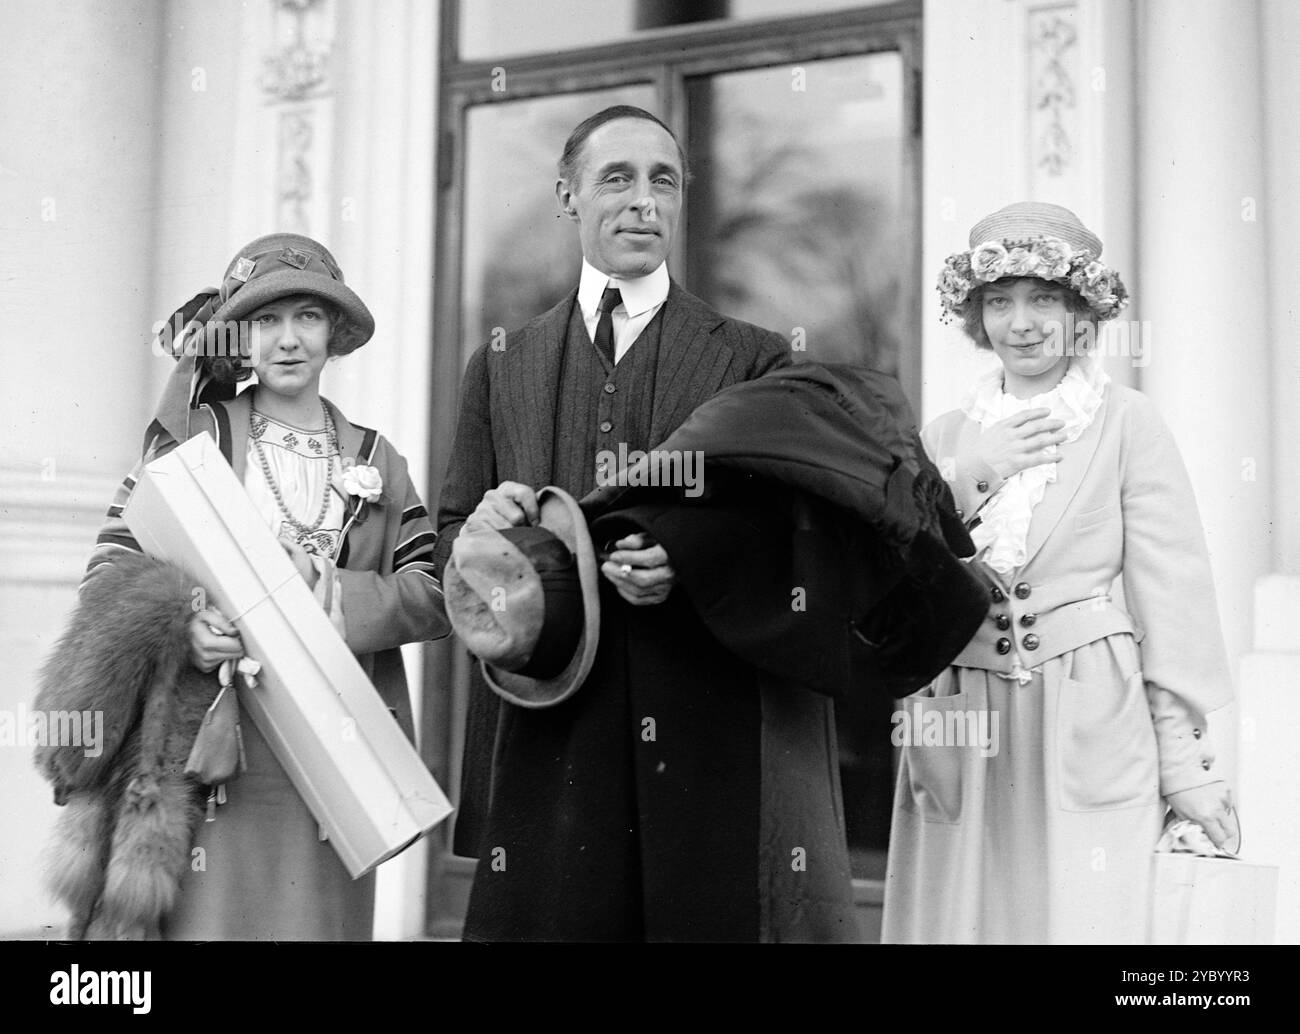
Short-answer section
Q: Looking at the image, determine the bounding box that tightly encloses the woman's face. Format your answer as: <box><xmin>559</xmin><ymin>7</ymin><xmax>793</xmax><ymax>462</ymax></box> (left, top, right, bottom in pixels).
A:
<box><xmin>981</xmin><ymin>277</ymin><xmax>1070</xmax><ymax>391</ymax></box>
<box><xmin>247</xmin><ymin>295</ymin><xmax>331</xmax><ymax>399</ymax></box>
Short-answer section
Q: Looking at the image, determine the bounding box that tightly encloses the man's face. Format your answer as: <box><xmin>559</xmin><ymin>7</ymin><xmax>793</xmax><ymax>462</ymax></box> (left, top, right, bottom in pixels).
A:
<box><xmin>556</xmin><ymin>118</ymin><xmax>683</xmax><ymax>279</ymax></box>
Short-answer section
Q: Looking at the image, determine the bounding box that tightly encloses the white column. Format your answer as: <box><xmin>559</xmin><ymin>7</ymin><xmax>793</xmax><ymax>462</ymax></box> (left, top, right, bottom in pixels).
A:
<box><xmin>1236</xmin><ymin>0</ymin><xmax>1300</xmax><ymax>944</ymax></box>
<box><xmin>0</xmin><ymin>0</ymin><xmax>164</xmax><ymax>935</ymax></box>
<box><xmin>327</xmin><ymin>0</ymin><xmax>439</xmax><ymax>941</ymax></box>
<box><xmin>0</xmin><ymin>0</ymin><xmax>162</xmax><ymax>473</ymax></box>
<box><xmin>922</xmin><ymin>0</ymin><xmax>1018</xmax><ymax>423</ymax></box>
<box><xmin>1262</xmin><ymin>0</ymin><xmax>1300</xmax><ymax>577</ymax></box>
<box><xmin>147</xmin><ymin>0</ymin><xmax>255</xmax><ymax>404</ymax></box>
<box><xmin>1137</xmin><ymin>0</ymin><xmax>1271</xmax><ymax>802</ymax></box>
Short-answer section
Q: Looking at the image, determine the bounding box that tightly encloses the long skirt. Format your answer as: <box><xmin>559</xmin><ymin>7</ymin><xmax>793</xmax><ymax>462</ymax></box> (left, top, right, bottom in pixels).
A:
<box><xmin>883</xmin><ymin>633</ymin><xmax>1165</xmax><ymax>944</ymax></box>
<box><xmin>162</xmin><ymin>698</ymin><xmax>375</xmax><ymax>940</ymax></box>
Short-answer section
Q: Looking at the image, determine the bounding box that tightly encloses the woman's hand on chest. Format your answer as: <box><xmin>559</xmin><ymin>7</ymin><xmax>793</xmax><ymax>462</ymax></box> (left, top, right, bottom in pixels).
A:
<box><xmin>973</xmin><ymin>407</ymin><xmax>1067</xmax><ymax>480</ymax></box>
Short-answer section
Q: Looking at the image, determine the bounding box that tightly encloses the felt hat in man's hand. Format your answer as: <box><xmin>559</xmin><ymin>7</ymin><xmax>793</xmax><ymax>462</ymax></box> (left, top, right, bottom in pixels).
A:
<box><xmin>443</xmin><ymin>487</ymin><xmax>600</xmax><ymax>708</ymax></box>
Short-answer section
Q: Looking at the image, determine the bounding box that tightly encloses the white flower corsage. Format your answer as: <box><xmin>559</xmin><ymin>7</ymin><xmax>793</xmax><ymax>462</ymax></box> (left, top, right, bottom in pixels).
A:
<box><xmin>334</xmin><ymin>456</ymin><xmax>383</xmax><ymax>503</ymax></box>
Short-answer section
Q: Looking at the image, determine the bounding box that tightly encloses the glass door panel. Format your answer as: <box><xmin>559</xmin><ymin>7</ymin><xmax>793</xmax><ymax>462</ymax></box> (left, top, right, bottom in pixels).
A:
<box><xmin>686</xmin><ymin>52</ymin><xmax>907</xmax><ymax>376</ymax></box>
<box><xmin>460</xmin><ymin>0</ymin><xmax>903</xmax><ymax>62</ymax></box>
<box><xmin>461</xmin><ymin>86</ymin><xmax>656</xmax><ymax>365</ymax></box>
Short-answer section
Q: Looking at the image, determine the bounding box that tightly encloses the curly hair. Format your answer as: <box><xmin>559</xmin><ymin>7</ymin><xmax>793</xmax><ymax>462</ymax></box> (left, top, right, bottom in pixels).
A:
<box><xmin>204</xmin><ymin>296</ymin><xmax>364</xmax><ymax>385</ymax></box>
<box><xmin>958</xmin><ymin>277</ymin><xmax>1097</xmax><ymax>351</ymax></box>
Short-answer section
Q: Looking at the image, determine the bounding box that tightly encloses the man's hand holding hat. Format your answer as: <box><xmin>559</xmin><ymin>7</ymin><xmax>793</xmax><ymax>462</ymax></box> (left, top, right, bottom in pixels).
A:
<box><xmin>464</xmin><ymin>481</ymin><xmax>540</xmax><ymax>533</ymax></box>
<box><xmin>447</xmin><ymin>485</ymin><xmax>601</xmax><ymax>708</ymax></box>
<box><xmin>469</xmin><ymin>481</ymin><xmax>675</xmax><ymax>607</ymax></box>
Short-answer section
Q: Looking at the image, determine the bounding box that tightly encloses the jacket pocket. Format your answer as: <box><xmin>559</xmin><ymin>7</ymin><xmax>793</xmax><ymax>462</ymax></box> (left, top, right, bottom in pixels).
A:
<box><xmin>897</xmin><ymin>691</ymin><xmax>969</xmax><ymax>824</ymax></box>
<box><xmin>1057</xmin><ymin>671</ymin><xmax>1159</xmax><ymax>811</ymax></box>
<box><xmin>1074</xmin><ymin>502</ymin><xmax>1119</xmax><ymax>531</ymax></box>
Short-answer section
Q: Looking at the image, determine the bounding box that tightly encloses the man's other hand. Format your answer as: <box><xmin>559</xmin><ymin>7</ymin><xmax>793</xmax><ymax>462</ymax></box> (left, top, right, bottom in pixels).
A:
<box><xmin>602</xmin><ymin>532</ymin><xmax>674</xmax><ymax>606</ymax></box>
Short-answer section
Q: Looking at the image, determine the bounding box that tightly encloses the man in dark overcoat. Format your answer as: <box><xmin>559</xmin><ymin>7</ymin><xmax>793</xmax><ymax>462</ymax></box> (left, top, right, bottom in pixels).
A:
<box><xmin>432</xmin><ymin>105</ymin><xmax>860</xmax><ymax>941</ymax></box>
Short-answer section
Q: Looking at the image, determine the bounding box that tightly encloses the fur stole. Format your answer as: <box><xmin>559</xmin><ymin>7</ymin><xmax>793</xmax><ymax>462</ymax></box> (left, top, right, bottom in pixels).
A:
<box><xmin>33</xmin><ymin>551</ymin><xmax>221</xmax><ymax>939</ymax></box>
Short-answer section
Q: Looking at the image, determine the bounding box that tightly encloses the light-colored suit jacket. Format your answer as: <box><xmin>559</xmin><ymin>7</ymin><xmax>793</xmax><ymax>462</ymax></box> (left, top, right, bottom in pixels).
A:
<box><xmin>923</xmin><ymin>381</ymin><xmax>1233</xmax><ymax>796</ymax></box>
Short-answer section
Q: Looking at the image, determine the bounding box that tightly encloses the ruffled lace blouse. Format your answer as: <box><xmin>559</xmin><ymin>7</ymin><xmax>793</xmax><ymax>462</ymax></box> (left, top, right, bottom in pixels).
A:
<box><xmin>243</xmin><ymin>410</ymin><xmax>347</xmax><ymax>558</ymax></box>
<box><xmin>961</xmin><ymin>358</ymin><xmax>1110</xmax><ymax>578</ymax></box>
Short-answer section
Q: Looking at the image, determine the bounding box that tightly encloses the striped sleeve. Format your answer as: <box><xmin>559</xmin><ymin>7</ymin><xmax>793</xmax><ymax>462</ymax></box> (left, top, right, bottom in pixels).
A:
<box><xmin>334</xmin><ymin>443</ymin><xmax>451</xmax><ymax>655</ymax></box>
<box><xmin>392</xmin><ymin>500</ymin><xmax>441</xmax><ymax>586</ymax></box>
<box><xmin>82</xmin><ymin>427</ymin><xmax>183</xmax><ymax>586</ymax></box>
<box><xmin>83</xmin><ymin>469</ymin><xmax>146</xmax><ymax>584</ymax></box>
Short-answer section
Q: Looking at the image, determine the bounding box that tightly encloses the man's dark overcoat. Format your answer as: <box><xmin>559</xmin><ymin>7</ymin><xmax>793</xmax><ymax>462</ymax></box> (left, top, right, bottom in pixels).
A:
<box><xmin>433</xmin><ymin>282</ymin><xmax>862</xmax><ymax>942</ymax></box>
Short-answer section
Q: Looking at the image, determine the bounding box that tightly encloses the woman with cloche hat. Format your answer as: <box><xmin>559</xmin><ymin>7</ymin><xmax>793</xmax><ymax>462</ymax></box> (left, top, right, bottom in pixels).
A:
<box><xmin>882</xmin><ymin>203</ymin><xmax>1237</xmax><ymax>943</ymax></box>
<box><xmin>36</xmin><ymin>233</ymin><xmax>450</xmax><ymax>939</ymax></box>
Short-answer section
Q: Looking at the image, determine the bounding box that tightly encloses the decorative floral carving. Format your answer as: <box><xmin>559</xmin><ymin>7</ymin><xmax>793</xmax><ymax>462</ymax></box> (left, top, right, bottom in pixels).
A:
<box><xmin>277</xmin><ymin>109</ymin><xmax>315</xmax><ymax>233</ymax></box>
<box><xmin>260</xmin><ymin>0</ymin><xmax>333</xmax><ymax>236</ymax></box>
<box><xmin>1029</xmin><ymin>10</ymin><xmax>1078</xmax><ymax>177</ymax></box>
<box><xmin>260</xmin><ymin>0</ymin><xmax>331</xmax><ymax>102</ymax></box>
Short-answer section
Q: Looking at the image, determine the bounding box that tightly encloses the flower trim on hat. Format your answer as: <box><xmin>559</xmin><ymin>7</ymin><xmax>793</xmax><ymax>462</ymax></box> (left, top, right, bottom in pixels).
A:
<box><xmin>937</xmin><ymin>236</ymin><xmax>1129</xmax><ymax>323</ymax></box>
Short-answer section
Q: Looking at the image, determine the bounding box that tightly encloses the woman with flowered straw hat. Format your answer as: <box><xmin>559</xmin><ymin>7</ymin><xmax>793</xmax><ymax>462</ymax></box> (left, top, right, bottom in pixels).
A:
<box><xmin>882</xmin><ymin>202</ymin><xmax>1237</xmax><ymax>943</ymax></box>
<box><xmin>34</xmin><ymin>233</ymin><xmax>450</xmax><ymax>939</ymax></box>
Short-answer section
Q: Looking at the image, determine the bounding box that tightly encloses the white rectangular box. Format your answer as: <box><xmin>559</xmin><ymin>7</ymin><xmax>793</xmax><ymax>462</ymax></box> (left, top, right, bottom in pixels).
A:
<box><xmin>1150</xmin><ymin>853</ymin><xmax>1278</xmax><ymax>944</ymax></box>
<box><xmin>124</xmin><ymin>433</ymin><xmax>452</xmax><ymax>878</ymax></box>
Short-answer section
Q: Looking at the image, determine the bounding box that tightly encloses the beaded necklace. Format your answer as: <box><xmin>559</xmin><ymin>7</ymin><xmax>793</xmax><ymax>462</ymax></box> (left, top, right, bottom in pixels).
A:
<box><xmin>251</xmin><ymin>403</ymin><xmax>339</xmax><ymax>536</ymax></box>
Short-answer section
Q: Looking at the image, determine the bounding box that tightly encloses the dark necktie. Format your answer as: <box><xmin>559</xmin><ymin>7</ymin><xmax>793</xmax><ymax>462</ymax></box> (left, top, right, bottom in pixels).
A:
<box><xmin>594</xmin><ymin>286</ymin><xmax>622</xmax><ymax>367</ymax></box>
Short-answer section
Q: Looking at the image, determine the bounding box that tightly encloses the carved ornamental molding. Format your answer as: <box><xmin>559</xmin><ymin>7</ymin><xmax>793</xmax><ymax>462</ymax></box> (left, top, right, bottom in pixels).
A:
<box><xmin>1028</xmin><ymin>5</ymin><xmax>1078</xmax><ymax>179</ymax></box>
<box><xmin>258</xmin><ymin>0</ymin><xmax>334</xmax><ymax>235</ymax></box>
<box><xmin>260</xmin><ymin>0</ymin><xmax>331</xmax><ymax>102</ymax></box>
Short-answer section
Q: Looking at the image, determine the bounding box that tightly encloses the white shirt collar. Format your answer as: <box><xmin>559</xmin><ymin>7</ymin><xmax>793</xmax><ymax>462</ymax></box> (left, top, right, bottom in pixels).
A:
<box><xmin>578</xmin><ymin>258</ymin><xmax>670</xmax><ymax>321</ymax></box>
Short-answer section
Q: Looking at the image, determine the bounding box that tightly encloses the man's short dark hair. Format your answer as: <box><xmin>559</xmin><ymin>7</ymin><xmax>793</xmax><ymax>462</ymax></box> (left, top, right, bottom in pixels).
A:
<box><xmin>557</xmin><ymin>105</ymin><xmax>690</xmax><ymax>187</ymax></box>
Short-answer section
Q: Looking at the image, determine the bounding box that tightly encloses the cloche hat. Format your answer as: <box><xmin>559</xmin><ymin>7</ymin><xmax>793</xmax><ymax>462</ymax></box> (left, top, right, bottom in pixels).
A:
<box><xmin>147</xmin><ymin>233</ymin><xmax>373</xmax><ymax>449</ymax></box>
<box><xmin>207</xmin><ymin>233</ymin><xmax>373</xmax><ymax>345</ymax></box>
